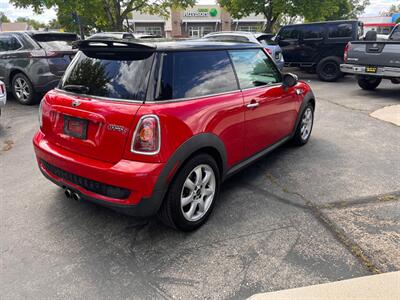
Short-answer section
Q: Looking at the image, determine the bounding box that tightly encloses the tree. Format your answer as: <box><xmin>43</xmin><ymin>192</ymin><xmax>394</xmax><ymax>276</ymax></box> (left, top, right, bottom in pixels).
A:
<box><xmin>10</xmin><ymin>0</ymin><xmax>195</xmax><ymax>32</ymax></box>
<box><xmin>16</xmin><ymin>17</ymin><xmax>45</xmax><ymax>29</ymax></box>
<box><xmin>218</xmin><ymin>0</ymin><xmax>343</xmax><ymax>32</ymax></box>
<box><xmin>324</xmin><ymin>0</ymin><xmax>370</xmax><ymax>21</ymax></box>
<box><xmin>380</xmin><ymin>4</ymin><xmax>400</xmax><ymax>16</ymax></box>
<box><xmin>0</xmin><ymin>12</ymin><xmax>11</xmax><ymax>23</ymax></box>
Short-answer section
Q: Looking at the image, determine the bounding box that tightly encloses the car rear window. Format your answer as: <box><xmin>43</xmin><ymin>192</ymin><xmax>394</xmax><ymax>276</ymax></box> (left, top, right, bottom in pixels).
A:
<box><xmin>32</xmin><ymin>34</ymin><xmax>78</xmax><ymax>51</ymax></box>
<box><xmin>59</xmin><ymin>51</ymin><xmax>154</xmax><ymax>100</ymax></box>
<box><xmin>156</xmin><ymin>50</ymin><xmax>238</xmax><ymax>100</ymax></box>
<box><xmin>205</xmin><ymin>35</ymin><xmax>251</xmax><ymax>43</ymax></box>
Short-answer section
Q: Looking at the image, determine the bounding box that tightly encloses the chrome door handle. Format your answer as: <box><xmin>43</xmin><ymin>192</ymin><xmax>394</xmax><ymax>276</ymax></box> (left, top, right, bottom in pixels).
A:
<box><xmin>246</xmin><ymin>102</ymin><xmax>259</xmax><ymax>109</ymax></box>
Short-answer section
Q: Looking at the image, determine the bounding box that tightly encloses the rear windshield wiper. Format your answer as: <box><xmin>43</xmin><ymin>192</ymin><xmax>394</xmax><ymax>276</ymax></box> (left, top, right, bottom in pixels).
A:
<box><xmin>63</xmin><ymin>85</ymin><xmax>89</xmax><ymax>94</ymax></box>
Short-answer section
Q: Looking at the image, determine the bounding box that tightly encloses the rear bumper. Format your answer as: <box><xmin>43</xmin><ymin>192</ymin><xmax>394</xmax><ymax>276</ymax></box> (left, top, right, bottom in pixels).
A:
<box><xmin>33</xmin><ymin>130</ymin><xmax>166</xmax><ymax>217</ymax></box>
<box><xmin>32</xmin><ymin>75</ymin><xmax>61</xmax><ymax>93</ymax></box>
<box><xmin>340</xmin><ymin>64</ymin><xmax>400</xmax><ymax>78</ymax></box>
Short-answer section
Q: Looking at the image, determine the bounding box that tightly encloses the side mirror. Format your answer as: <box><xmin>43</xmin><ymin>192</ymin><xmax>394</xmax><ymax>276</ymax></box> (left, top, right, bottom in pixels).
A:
<box><xmin>282</xmin><ymin>73</ymin><xmax>298</xmax><ymax>89</ymax></box>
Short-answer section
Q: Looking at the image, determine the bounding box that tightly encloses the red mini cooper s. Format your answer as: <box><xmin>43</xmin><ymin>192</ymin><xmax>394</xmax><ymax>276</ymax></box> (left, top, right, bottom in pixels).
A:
<box><xmin>33</xmin><ymin>40</ymin><xmax>315</xmax><ymax>231</ymax></box>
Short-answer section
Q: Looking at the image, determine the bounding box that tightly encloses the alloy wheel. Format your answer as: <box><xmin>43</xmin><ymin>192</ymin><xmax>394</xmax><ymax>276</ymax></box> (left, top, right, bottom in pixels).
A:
<box><xmin>180</xmin><ymin>164</ymin><xmax>216</xmax><ymax>222</ymax></box>
<box><xmin>300</xmin><ymin>107</ymin><xmax>313</xmax><ymax>140</ymax></box>
<box><xmin>14</xmin><ymin>77</ymin><xmax>30</xmax><ymax>102</ymax></box>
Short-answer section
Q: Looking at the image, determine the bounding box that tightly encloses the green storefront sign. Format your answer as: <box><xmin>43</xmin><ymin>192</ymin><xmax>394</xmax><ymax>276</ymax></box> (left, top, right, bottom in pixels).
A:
<box><xmin>184</xmin><ymin>8</ymin><xmax>218</xmax><ymax>17</ymax></box>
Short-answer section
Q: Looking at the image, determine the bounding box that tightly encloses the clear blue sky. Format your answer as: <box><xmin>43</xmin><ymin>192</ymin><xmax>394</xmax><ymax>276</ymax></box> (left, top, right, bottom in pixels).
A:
<box><xmin>1</xmin><ymin>0</ymin><xmax>399</xmax><ymax>23</ymax></box>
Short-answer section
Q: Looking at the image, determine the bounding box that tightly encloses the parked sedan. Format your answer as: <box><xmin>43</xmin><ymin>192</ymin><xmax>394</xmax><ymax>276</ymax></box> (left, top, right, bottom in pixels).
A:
<box><xmin>202</xmin><ymin>31</ymin><xmax>285</xmax><ymax>70</ymax></box>
<box><xmin>0</xmin><ymin>80</ymin><xmax>6</xmax><ymax>116</ymax></box>
<box><xmin>0</xmin><ymin>31</ymin><xmax>78</xmax><ymax>105</ymax></box>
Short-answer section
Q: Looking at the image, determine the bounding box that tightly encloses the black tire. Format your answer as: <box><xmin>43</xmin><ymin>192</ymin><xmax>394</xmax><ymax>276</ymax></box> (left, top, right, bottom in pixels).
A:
<box><xmin>292</xmin><ymin>103</ymin><xmax>314</xmax><ymax>146</ymax></box>
<box><xmin>316</xmin><ymin>57</ymin><xmax>343</xmax><ymax>82</ymax></box>
<box><xmin>11</xmin><ymin>73</ymin><xmax>37</xmax><ymax>105</ymax></box>
<box><xmin>357</xmin><ymin>76</ymin><xmax>382</xmax><ymax>90</ymax></box>
<box><xmin>158</xmin><ymin>154</ymin><xmax>220</xmax><ymax>231</ymax></box>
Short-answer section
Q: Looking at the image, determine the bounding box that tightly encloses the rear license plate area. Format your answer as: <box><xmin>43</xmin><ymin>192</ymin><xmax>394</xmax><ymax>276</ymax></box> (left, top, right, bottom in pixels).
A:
<box><xmin>365</xmin><ymin>66</ymin><xmax>377</xmax><ymax>73</ymax></box>
<box><xmin>64</xmin><ymin>116</ymin><xmax>88</xmax><ymax>139</ymax></box>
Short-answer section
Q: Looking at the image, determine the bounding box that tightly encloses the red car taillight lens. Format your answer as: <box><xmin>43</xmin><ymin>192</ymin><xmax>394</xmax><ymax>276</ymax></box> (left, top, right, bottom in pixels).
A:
<box><xmin>344</xmin><ymin>42</ymin><xmax>350</xmax><ymax>62</ymax></box>
<box><xmin>28</xmin><ymin>50</ymin><xmax>59</xmax><ymax>58</ymax></box>
<box><xmin>264</xmin><ymin>48</ymin><xmax>272</xmax><ymax>55</ymax></box>
<box><xmin>131</xmin><ymin>115</ymin><xmax>160</xmax><ymax>154</ymax></box>
<box><xmin>0</xmin><ymin>83</ymin><xmax>4</xmax><ymax>94</ymax></box>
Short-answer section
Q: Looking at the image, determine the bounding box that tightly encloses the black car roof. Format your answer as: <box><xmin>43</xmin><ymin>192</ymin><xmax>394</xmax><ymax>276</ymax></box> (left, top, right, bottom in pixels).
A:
<box><xmin>77</xmin><ymin>39</ymin><xmax>262</xmax><ymax>53</ymax></box>
<box><xmin>281</xmin><ymin>19</ymin><xmax>361</xmax><ymax>28</ymax></box>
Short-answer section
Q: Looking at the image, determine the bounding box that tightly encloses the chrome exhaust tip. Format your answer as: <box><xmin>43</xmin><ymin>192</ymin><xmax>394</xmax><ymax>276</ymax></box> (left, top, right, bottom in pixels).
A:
<box><xmin>65</xmin><ymin>189</ymin><xmax>72</xmax><ymax>198</ymax></box>
<box><xmin>72</xmin><ymin>192</ymin><xmax>81</xmax><ymax>202</ymax></box>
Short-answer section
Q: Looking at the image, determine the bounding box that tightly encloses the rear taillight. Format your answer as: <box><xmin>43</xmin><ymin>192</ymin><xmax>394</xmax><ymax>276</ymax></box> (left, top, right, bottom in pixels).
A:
<box><xmin>0</xmin><ymin>83</ymin><xmax>4</xmax><ymax>94</ymax></box>
<box><xmin>28</xmin><ymin>50</ymin><xmax>58</xmax><ymax>58</ymax></box>
<box><xmin>131</xmin><ymin>115</ymin><xmax>160</xmax><ymax>155</ymax></box>
<box><xmin>344</xmin><ymin>42</ymin><xmax>350</xmax><ymax>62</ymax></box>
<box><xmin>264</xmin><ymin>48</ymin><xmax>272</xmax><ymax>55</ymax></box>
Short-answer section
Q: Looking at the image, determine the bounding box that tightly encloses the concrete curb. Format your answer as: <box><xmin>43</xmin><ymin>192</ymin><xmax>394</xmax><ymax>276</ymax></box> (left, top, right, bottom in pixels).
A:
<box><xmin>248</xmin><ymin>271</ymin><xmax>400</xmax><ymax>300</ymax></box>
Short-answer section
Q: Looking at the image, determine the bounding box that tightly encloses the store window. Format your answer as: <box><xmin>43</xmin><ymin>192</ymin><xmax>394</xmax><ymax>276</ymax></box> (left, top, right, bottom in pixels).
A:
<box><xmin>238</xmin><ymin>25</ymin><xmax>259</xmax><ymax>32</ymax></box>
<box><xmin>135</xmin><ymin>26</ymin><xmax>162</xmax><ymax>36</ymax></box>
<box><xmin>188</xmin><ymin>26</ymin><xmax>213</xmax><ymax>38</ymax></box>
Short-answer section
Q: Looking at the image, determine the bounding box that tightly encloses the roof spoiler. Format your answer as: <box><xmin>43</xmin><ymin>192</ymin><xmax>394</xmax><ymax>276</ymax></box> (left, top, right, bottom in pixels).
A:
<box><xmin>75</xmin><ymin>39</ymin><xmax>156</xmax><ymax>52</ymax></box>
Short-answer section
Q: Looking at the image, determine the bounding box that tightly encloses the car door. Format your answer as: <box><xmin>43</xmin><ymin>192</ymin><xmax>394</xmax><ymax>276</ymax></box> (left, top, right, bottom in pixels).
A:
<box><xmin>277</xmin><ymin>26</ymin><xmax>301</xmax><ymax>63</ymax></box>
<box><xmin>298</xmin><ymin>24</ymin><xmax>325</xmax><ymax>63</ymax></box>
<box><xmin>229</xmin><ymin>49</ymin><xmax>299</xmax><ymax>158</ymax></box>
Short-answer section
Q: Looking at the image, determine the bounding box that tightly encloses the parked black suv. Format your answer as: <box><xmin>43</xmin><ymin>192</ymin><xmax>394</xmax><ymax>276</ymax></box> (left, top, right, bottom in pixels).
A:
<box><xmin>0</xmin><ymin>31</ymin><xmax>78</xmax><ymax>104</ymax></box>
<box><xmin>276</xmin><ymin>20</ymin><xmax>363</xmax><ymax>81</ymax></box>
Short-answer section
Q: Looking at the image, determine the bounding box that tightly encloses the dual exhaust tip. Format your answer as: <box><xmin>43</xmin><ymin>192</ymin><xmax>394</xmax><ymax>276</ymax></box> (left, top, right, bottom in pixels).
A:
<box><xmin>64</xmin><ymin>188</ymin><xmax>81</xmax><ymax>201</ymax></box>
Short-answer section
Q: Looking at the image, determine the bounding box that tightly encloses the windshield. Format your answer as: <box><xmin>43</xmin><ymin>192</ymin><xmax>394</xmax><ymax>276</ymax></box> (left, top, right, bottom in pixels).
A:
<box><xmin>59</xmin><ymin>51</ymin><xmax>154</xmax><ymax>101</ymax></box>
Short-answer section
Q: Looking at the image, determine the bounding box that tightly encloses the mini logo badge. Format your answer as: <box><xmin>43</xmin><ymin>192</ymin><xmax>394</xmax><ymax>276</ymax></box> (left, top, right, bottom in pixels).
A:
<box><xmin>107</xmin><ymin>124</ymin><xmax>129</xmax><ymax>135</ymax></box>
<box><xmin>72</xmin><ymin>100</ymin><xmax>81</xmax><ymax>107</ymax></box>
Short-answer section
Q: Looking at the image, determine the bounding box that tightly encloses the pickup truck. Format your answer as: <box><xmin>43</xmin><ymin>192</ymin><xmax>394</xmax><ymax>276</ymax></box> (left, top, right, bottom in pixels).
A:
<box><xmin>340</xmin><ymin>24</ymin><xmax>400</xmax><ymax>90</ymax></box>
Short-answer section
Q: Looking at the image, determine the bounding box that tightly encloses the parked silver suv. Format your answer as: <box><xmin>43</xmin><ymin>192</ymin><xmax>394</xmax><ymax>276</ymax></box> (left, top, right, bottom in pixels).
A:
<box><xmin>0</xmin><ymin>31</ymin><xmax>78</xmax><ymax>105</ymax></box>
<box><xmin>203</xmin><ymin>31</ymin><xmax>285</xmax><ymax>70</ymax></box>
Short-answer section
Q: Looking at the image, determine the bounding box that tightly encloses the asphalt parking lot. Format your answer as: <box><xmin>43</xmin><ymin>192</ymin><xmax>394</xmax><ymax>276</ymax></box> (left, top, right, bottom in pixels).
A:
<box><xmin>1</xmin><ymin>71</ymin><xmax>399</xmax><ymax>299</ymax></box>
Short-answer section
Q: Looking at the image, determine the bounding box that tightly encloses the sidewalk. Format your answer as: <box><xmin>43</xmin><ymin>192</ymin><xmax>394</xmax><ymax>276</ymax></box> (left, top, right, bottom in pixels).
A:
<box><xmin>249</xmin><ymin>271</ymin><xmax>400</xmax><ymax>300</ymax></box>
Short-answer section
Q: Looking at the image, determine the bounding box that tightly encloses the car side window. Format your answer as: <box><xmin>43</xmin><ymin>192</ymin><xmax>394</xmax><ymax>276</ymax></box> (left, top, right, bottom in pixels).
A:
<box><xmin>279</xmin><ymin>27</ymin><xmax>300</xmax><ymax>40</ymax></box>
<box><xmin>328</xmin><ymin>23</ymin><xmax>352</xmax><ymax>38</ymax></box>
<box><xmin>390</xmin><ymin>27</ymin><xmax>400</xmax><ymax>40</ymax></box>
<box><xmin>229</xmin><ymin>49</ymin><xmax>281</xmax><ymax>89</ymax></box>
<box><xmin>0</xmin><ymin>35</ymin><xmax>21</xmax><ymax>52</ymax></box>
<box><xmin>303</xmin><ymin>24</ymin><xmax>324</xmax><ymax>39</ymax></box>
<box><xmin>156</xmin><ymin>50</ymin><xmax>238</xmax><ymax>100</ymax></box>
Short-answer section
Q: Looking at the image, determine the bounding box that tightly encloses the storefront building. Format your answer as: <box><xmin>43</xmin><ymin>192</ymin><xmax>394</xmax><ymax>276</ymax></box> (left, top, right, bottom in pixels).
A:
<box><xmin>129</xmin><ymin>5</ymin><xmax>267</xmax><ymax>38</ymax></box>
<box><xmin>358</xmin><ymin>15</ymin><xmax>397</xmax><ymax>35</ymax></box>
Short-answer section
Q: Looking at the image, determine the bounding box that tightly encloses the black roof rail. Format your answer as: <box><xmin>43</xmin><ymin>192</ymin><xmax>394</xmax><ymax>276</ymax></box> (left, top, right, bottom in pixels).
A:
<box><xmin>76</xmin><ymin>39</ymin><xmax>156</xmax><ymax>52</ymax></box>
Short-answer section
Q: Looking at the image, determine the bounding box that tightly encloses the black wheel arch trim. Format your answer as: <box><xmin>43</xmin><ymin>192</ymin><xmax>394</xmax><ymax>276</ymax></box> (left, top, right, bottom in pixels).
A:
<box><xmin>293</xmin><ymin>90</ymin><xmax>315</xmax><ymax>133</ymax></box>
<box><xmin>9</xmin><ymin>68</ymin><xmax>31</xmax><ymax>86</ymax></box>
<box><xmin>144</xmin><ymin>133</ymin><xmax>228</xmax><ymax>215</ymax></box>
